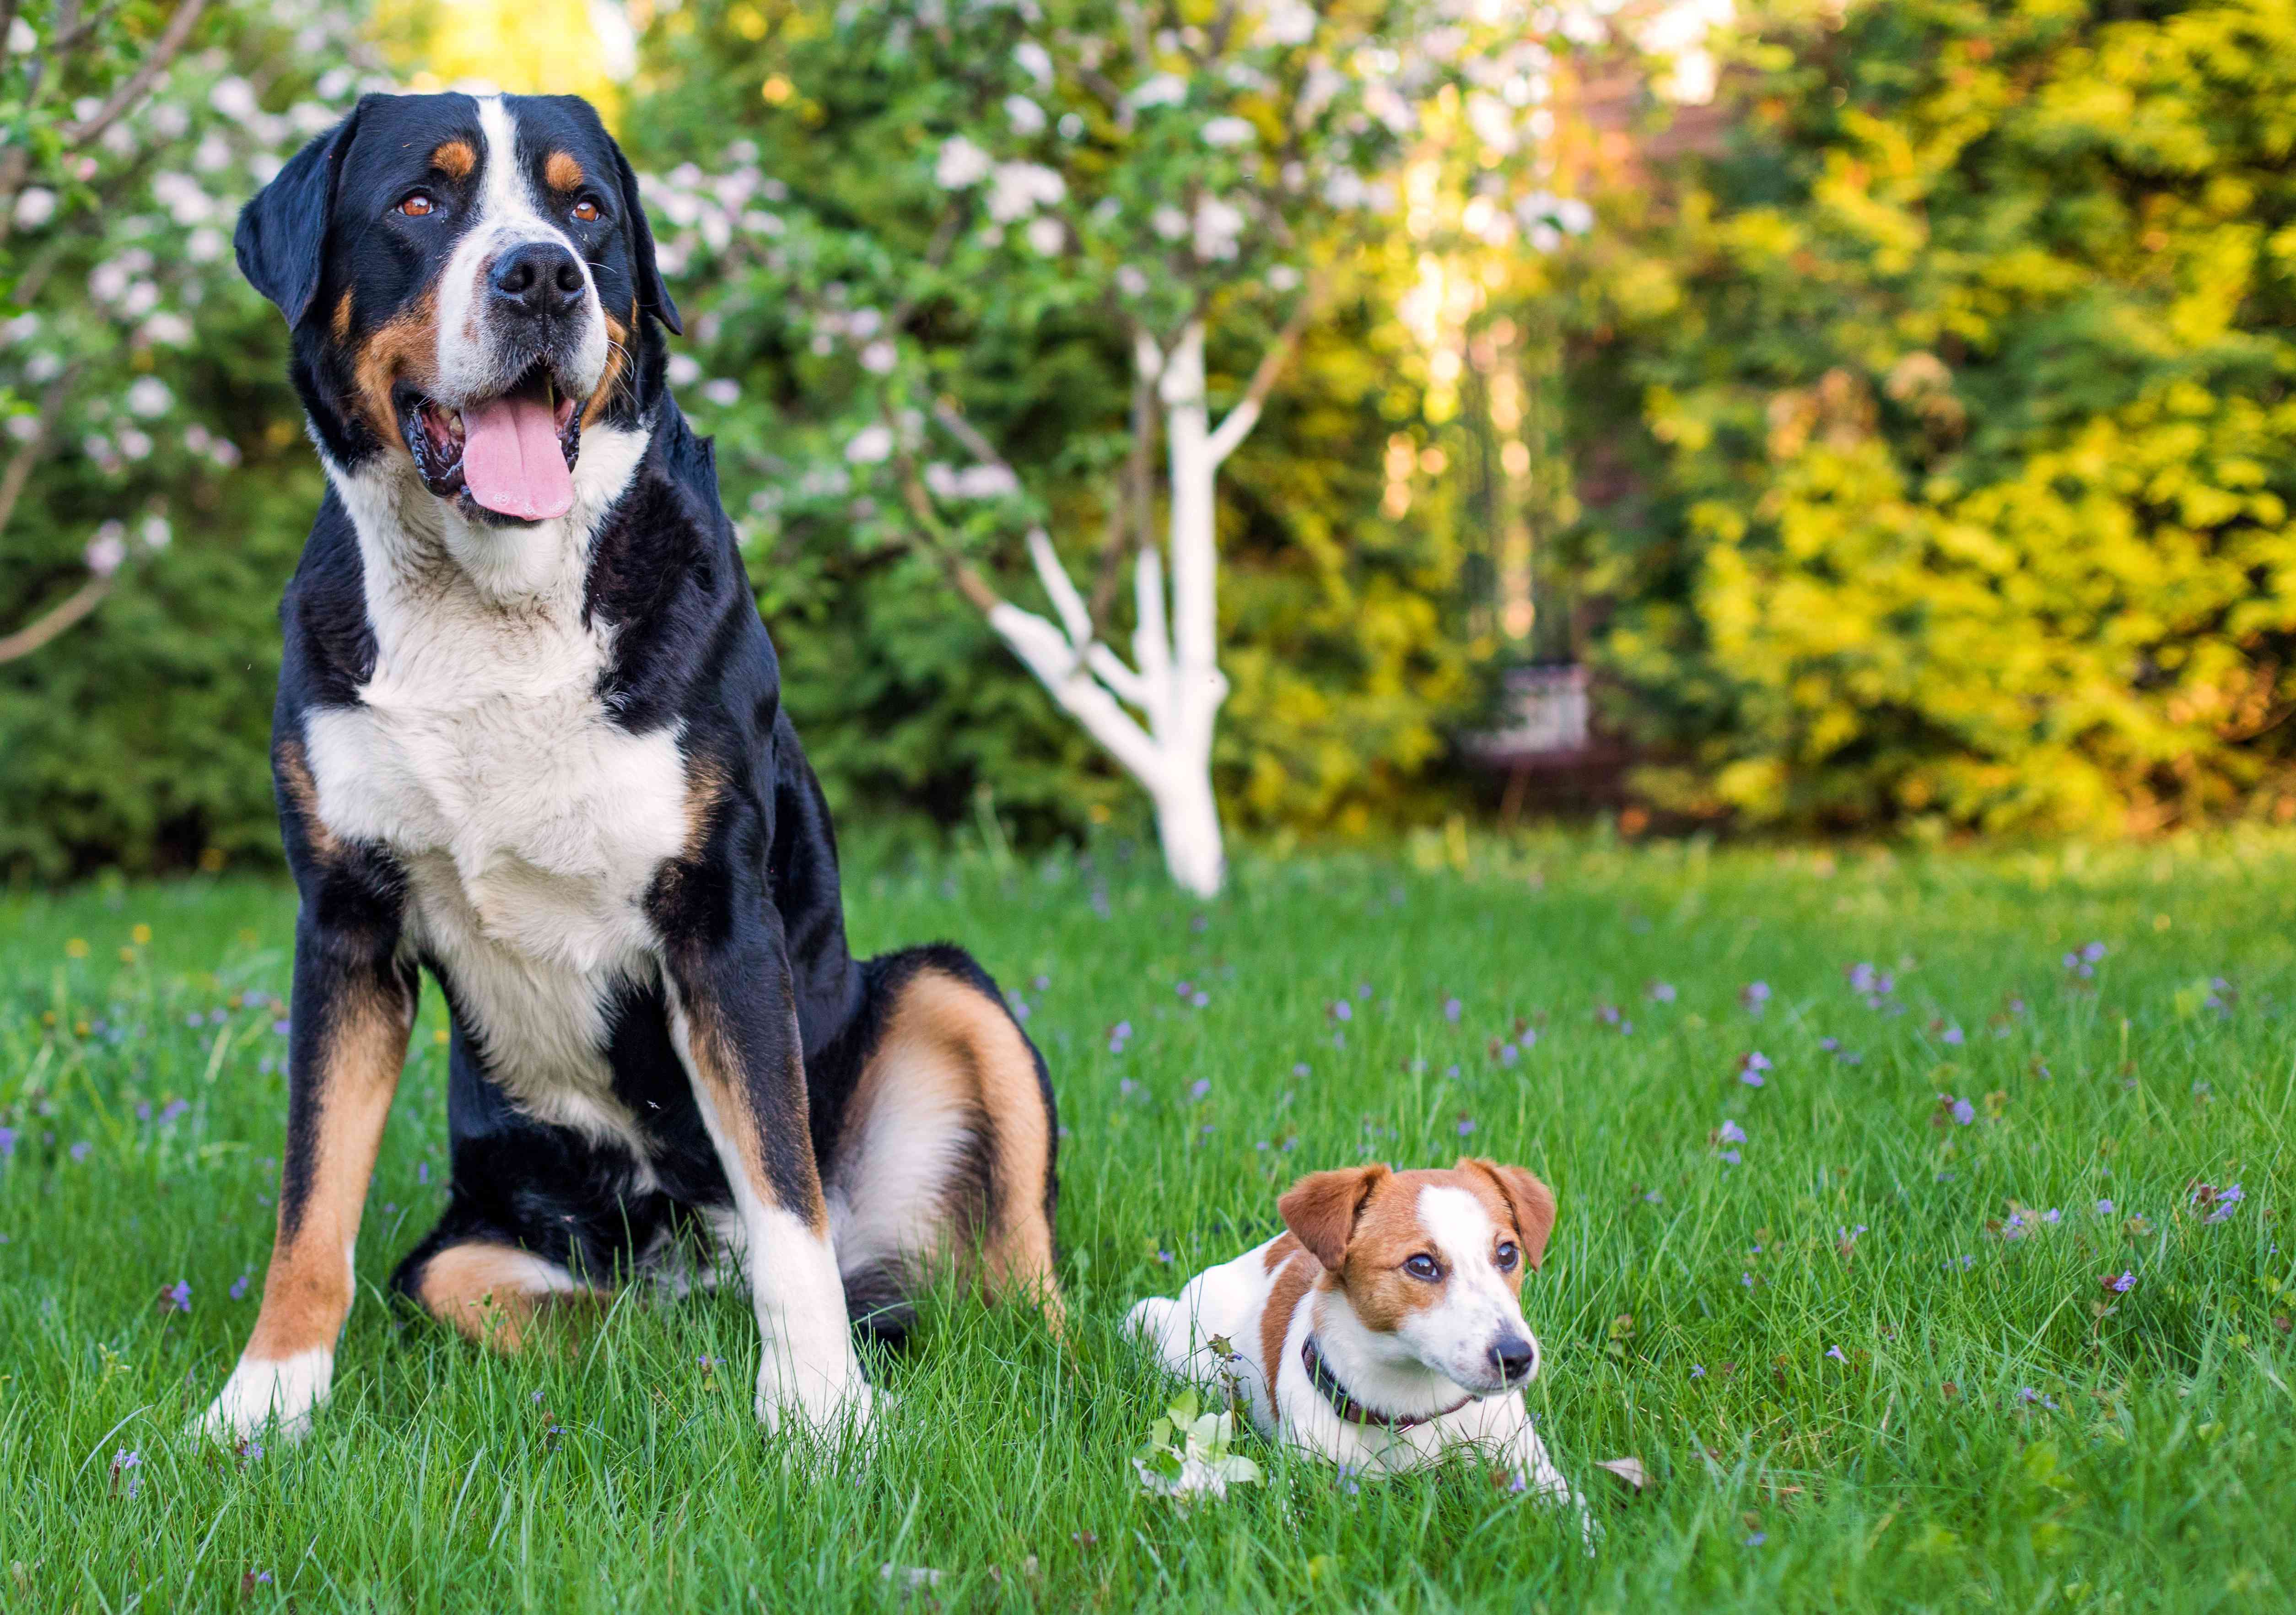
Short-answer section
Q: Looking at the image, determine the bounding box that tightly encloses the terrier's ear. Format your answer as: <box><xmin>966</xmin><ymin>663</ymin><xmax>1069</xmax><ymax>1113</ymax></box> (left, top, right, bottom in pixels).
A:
<box><xmin>1278</xmin><ymin>1164</ymin><xmax>1390</xmax><ymax>1272</ymax></box>
<box><xmin>1461</xmin><ymin>1157</ymin><xmax>1559</xmax><ymax>1269</ymax></box>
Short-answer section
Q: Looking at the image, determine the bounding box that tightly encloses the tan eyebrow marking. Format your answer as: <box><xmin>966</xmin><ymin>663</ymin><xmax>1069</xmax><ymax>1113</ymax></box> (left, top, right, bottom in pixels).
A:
<box><xmin>545</xmin><ymin>151</ymin><xmax>585</xmax><ymax>192</ymax></box>
<box><xmin>431</xmin><ymin>139</ymin><xmax>476</xmax><ymax>180</ymax></box>
<box><xmin>332</xmin><ymin>290</ymin><xmax>353</xmax><ymax>343</ymax></box>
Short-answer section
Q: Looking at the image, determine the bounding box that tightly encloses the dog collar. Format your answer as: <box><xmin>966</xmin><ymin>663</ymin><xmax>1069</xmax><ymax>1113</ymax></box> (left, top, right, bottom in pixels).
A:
<box><xmin>1300</xmin><ymin>1336</ymin><xmax>1473</xmax><ymax>1431</ymax></box>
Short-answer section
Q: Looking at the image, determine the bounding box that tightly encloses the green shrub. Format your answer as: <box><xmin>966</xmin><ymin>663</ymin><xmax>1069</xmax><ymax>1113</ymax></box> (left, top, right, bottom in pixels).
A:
<box><xmin>1564</xmin><ymin>0</ymin><xmax>2296</xmax><ymax>833</ymax></box>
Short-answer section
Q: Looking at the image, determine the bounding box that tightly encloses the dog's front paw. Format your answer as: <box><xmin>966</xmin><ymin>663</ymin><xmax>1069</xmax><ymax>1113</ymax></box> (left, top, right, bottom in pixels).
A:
<box><xmin>753</xmin><ymin>1348</ymin><xmax>875</xmax><ymax>1438</ymax></box>
<box><xmin>196</xmin><ymin>1350</ymin><xmax>334</xmax><ymax>1445</ymax></box>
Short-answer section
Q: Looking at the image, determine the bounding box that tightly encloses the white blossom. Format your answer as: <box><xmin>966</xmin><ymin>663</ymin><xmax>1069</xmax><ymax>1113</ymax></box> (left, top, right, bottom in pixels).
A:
<box><xmin>3</xmin><ymin>313</ymin><xmax>39</xmax><ymax>343</ymax></box>
<box><xmin>7</xmin><ymin>16</ymin><xmax>35</xmax><ymax>53</ymax></box>
<box><xmin>1267</xmin><ymin>264</ymin><xmax>1301</xmax><ymax>291</ymax></box>
<box><xmin>986</xmin><ymin>162</ymin><xmax>1064</xmax><ymax>222</ymax></box>
<box><xmin>1057</xmin><ymin>112</ymin><xmax>1083</xmax><ymax>139</ymax></box>
<box><xmin>935</xmin><ymin>135</ymin><xmax>994</xmax><ymax>189</ymax></box>
<box><xmin>118</xmin><ymin>427</ymin><xmax>154</xmax><ymax>460</ymax></box>
<box><xmin>126</xmin><ymin>378</ymin><xmax>174</xmax><ymax>418</ymax></box>
<box><xmin>1026</xmin><ymin>216</ymin><xmax>1065</xmax><ymax>255</ymax></box>
<box><xmin>667</xmin><ymin>353</ymin><xmax>702</xmax><ymax>387</ymax></box>
<box><xmin>860</xmin><ymin>340</ymin><xmax>897</xmax><ymax>374</ymax></box>
<box><xmin>193</xmin><ymin>132</ymin><xmax>232</xmax><ymax>173</ymax></box>
<box><xmin>13</xmin><ymin>188</ymin><xmax>57</xmax><ymax>229</ymax></box>
<box><xmin>845</xmin><ymin>424</ymin><xmax>895</xmax><ymax>464</ymax></box>
<box><xmin>186</xmin><ymin>228</ymin><xmax>226</xmax><ymax>264</ymax></box>
<box><xmin>1006</xmin><ymin>94</ymin><xmax>1047</xmax><ymax>135</ymax></box>
<box><xmin>1129</xmin><ymin>73</ymin><xmax>1190</xmax><ymax>108</ymax></box>
<box><xmin>1013</xmin><ymin>40</ymin><xmax>1054</xmax><ymax>88</ymax></box>
<box><xmin>140</xmin><ymin>515</ymin><xmax>171</xmax><ymax>550</ymax></box>
<box><xmin>1192</xmin><ymin>196</ymin><xmax>1245</xmax><ymax>260</ymax></box>
<box><xmin>1150</xmin><ymin>205</ymin><xmax>1190</xmax><ymax>241</ymax></box>
<box><xmin>209</xmin><ymin>76</ymin><xmax>260</xmax><ymax>122</ymax></box>
<box><xmin>1117</xmin><ymin>265</ymin><xmax>1149</xmax><ymax>297</ymax></box>
<box><xmin>924</xmin><ymin>462</ymin><xmax>1021</xmax><ymax>499</ymax></box>
<box><xmin>1200</xmin><ymin>116</ymin><xmax>1255</xmax><ymax>148</ymax></box>
<box><xmin>701</xmin><ymin>378</ymin><xmax>741</xmax><ymax>406</ymax></box>
<box><xmin>1256</xmin><ymin>0</ymin><xmax>1316</xmax><ymax>46</ymax></box>
<box><xmin>86</xmin><ymin>528</ymin><xmax>128</xmax><ymax>577</ymax></box>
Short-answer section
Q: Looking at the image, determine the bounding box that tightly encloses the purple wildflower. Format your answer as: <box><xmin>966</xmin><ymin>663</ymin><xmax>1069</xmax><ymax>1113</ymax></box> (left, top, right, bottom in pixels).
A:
<box><xmin>1744</xmin><ymin>1533</ymin><xmax>1767</xmax><ymax>1547</ymax></box>
<box><xmin>2041</xmin><ymin>1208</ymin><xmax>2060</xmax><ymax>1224</ymax></box>
<box><xmin>70</xmin><ymin>1140</ymin><xmax>91</xmax><ymax>1162</ymax></box>
<box><xmin>2083</xmin><ymin>941</ymin><xmax>2107</xmax><ymax>962</ymax></box>
<box><xmin>2017</xmin><ymin>1387</ymin><xmax>2058</xmax><ymax>1410</ymax></box>
<box><xmin>2104</xmin><ymin>1270</ymin><xmax>2137</xmax><ymax>1294</ymax></box>
<box><xmin>1174</xmin><ymin>980</ymin><xmax>1192</xmax><ymax>999</ymax></box>
<box><xmin>1292</xmin><ymin>1064</ymin><xmax>1310</xmax><ymax>1078</ymax></box>
<box><xmin>135</xmin><ymin>1102</ymin><xmax>152</xmax><ymax>1122</ymax></box>
<box><xmin>1356</xmin><ymin>982</ymin><xmax>1373</xmax><ymax>1001</ymax></box>
<box><xmin>1648</xmin><ymin>981</ymin><xmax>1677</xmax><ymax>1004</ymax></box>
<box><xmin>235</xmin><ymin>1439</ymin><xmax>264</xmax><ymax>1461</ymax></box>
<box><xmin>1848</xmin><ymin>962</ymin><xmax>1875</xmax><ymax>993</ymax></box>
<box><xmin>1940</xmin><ymin>1024</ymin><xmax>1964</xmax><ymax>1046</ymax></box>
<box><xmin>1444</xmin><ymin>997</ymin><xmax>1462</xmax><ymax>1023</ymax></box>
<box><xmin>1156</xmin><ymin>1249</ymin><xmax>1173</xmax><ymax>1264</ymax></box>
<box><xmin>2094</xmin><ymin>1199</ymin><xmax>2113</xmax><ymax>1215</ymax></box>
<box><xmin>1738</xmin><ymin>1051</ymin><xmax>1772</xmax><ymax>1086</ymax></box>
<box><xmin>1717</xmin><ymin>1119</ymin><xmax>1747</xmax><ymax>1145</ymax></box>
<box><xmin>1741</xmin><ymin>981</ymin><xmax>1771</xmax><ymax>1013</ymax></box>
<box><xmin>0</xmin><ymin>1126</ymin><xmax>14</xmax><ymax>1159</ymax></box>
<box><xmin>1331</xmin><ymin>1000</ymin><xmax>1353</xmax><ymax>1023</ymax></box>
<box><xmin>1189</xmin><ymin>1079</ymin><xmax>1210</xmax><ymax>1102</ymax></box>
<box><xmin>161</xmin><ymin>1280</ymin><xmax>190</xmax><ymax>1312</ymax></box>
<box><xmin>1456</xmin><ymin>1116</ymin><xmax>1476</xmax><ymax>1138</ymax></box>
<box><xmin>1190</xmin><ymin>991</ymin><xmax>1209</xmax><ymax>1009</ymax></box>
<box><xmin>1496</xmin><ymin>1042</ymin><xmax>1519</xmax><ymax>1066</ymax></box>
<box><xmin>416</xmin><ymin>1161</ymin><xmax>429</xmax><ymax>1185</ymax></box>
<box><xmin>1690</xmin><ymin>1363</ymin><xmax>1705</xmax><ymax>1378</ymax></box>
<box><xmin>1719</xmin><ymin>1150</ymin><xmax>1741</xmax><ymax>1166</ymax></box>
<box><xmin>110</xmin><ymin>1448</ymin><xmax>142</xmax><ymax>1497</ymax></box>
<box><xmin>1825</xmin><ymin>1346</ymin><xmax>1846</xmax><ymax>1362</ymax></box>
<box><xmin>2198</xmin><ymin>1183</ymin><xmax>2246</xmax><ymax>1224</ymax></box>
<box><xmin>230</xmin><ymin>1274</ymin><xmax>250</xmax><ymax>1301</ymax></box>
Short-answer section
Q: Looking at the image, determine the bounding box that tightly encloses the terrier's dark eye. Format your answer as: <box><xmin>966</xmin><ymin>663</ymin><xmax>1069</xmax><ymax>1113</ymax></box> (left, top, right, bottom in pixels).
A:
<box><xmin>571</xmin><ymin>199</ymin><xmax>601</xmax><ymax>222</ymax></box>
<box><xmin>1495</xmin><ymin>1242</ymin><xmax>1520</xmax><ymax>1270</ymax></box>
<box><xmin>397</xmin><ymin>193</ymin><xmax>436</xmax><ymax>218</ymax></box>
<box><xmin>1403</xmin><ymin>1254</ymin><xmax>1442</xmax><ymax>1281</ymax></box>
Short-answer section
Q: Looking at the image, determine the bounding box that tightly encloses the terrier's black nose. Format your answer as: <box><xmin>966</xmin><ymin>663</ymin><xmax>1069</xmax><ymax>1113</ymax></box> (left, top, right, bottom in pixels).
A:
<box><xmin>1492</xmin><ymin>1333</ymin><xmax>1537</xmax><ymax>1383</ymax></box>
<box><xmin>490</xmin><ymin>241</ymin><xmax>584</xmax><ymax>320</ymax></box>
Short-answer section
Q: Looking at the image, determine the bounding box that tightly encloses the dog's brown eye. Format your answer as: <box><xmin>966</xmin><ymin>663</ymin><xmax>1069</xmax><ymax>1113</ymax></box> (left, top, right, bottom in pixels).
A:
<box><xmin>398</xmin><ymin>193</ymin><xmax>436</xmax><ymax>218</ymax></box>
<box><xmin>571</xmin><ymin>199</ymin><xmax>600</xmax><ymax>222</ymax></box>
<box><xmin>1495</xmin><ymin>1242</ymin><xmax>1520</xmax><ymax>1270</ymax></box>
<box><xmin>1404</xmin><ymin>1254</ymin><xmax>1441</xmax><ymax>1281</ymax></box>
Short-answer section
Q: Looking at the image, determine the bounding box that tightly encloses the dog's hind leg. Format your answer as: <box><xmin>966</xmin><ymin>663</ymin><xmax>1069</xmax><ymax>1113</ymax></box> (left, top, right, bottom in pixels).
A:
<box><xmin>393</xmin><ymin>1239</ymin><xmax>607</xmax><ymax>1353</ymax></box>
<box><xmin>826</xmin><ymin>948</ymin><xmax>1062</xmax><ymax>1339</ymax></box>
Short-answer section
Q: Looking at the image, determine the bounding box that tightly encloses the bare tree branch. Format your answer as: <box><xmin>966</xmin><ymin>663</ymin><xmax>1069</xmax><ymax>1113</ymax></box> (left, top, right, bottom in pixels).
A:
<box><xmin>59</xmin><ymin>0</ymin><xmax>210</xmax><ymax>152</ymax></box>
<box><xmin>0</xmin><ymin>367</ymin><xmax>83</xmax><ymax>541</ymax></box>
<box><xmin>0</xmin><ymin>573</ymin><xmax>114</xmax><ymax>664</ymax></box>
<box><xmin>1204</xmin><ymin>272</ymin><xmax>1324</xmax><ymax>466</ymax></box>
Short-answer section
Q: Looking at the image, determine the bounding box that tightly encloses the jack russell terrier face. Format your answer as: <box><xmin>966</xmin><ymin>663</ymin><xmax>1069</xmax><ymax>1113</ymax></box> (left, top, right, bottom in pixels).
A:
<box><xmin>1278</xmin><ymin>1158</ymin><xmax>1558</xmax><ymax>1396</ymax></box>
<box><xmin>235</xmin><ymin>91</ymin><xmax>681</xmax><ymax>524</ymax></box>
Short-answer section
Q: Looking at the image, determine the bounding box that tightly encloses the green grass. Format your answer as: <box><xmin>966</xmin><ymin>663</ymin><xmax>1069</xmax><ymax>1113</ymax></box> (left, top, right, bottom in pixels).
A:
<box><xmin>4</xmin><ymin>834</ymin><xmax>2296</xmax><ymax>1612</ymax></box>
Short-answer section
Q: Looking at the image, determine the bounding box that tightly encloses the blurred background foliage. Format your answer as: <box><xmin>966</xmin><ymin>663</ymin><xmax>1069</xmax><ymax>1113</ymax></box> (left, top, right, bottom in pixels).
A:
<box><xmin>5</xmin><ymin>0</ymin><xmax>2296</xmax><ymax>879</ymax></box>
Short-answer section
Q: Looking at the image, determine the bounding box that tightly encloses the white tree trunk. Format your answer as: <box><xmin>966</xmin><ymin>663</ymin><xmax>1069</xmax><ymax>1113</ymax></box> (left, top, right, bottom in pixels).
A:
<box><xmin>974</xmin><ymin>319</ymin><xmax>1244</xmax><ymax>897</ymax></box>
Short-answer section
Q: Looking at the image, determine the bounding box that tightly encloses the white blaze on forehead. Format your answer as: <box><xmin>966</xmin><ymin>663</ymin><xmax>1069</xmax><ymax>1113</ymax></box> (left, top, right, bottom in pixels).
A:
<box><xmin>431</xmin><ymin>96</ymin><xmax>609</xmax><ymax>406</ymax></box>
<box><xmin>1417</xmin><ymin>1183</ymin><xmax>1503</xmax><ymax>1273</ymax></box>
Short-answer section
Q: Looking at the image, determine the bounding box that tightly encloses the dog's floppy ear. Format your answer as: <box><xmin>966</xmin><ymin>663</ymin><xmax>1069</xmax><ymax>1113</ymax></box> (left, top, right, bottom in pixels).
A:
<box><xmin>1278</xmin><ymin>1164</ymin><xmax>1389</xmax><ymax>1272</ymax></box>
<box><xmin>1461</xmin><ymin>1157</ymin><xmax>1558</xmax><ymax>1269</ymax></box>
<box><xmin>236</xmin><ymin>99</ymin><xmax>366</xmax><ymax>328</ymax></box>
<box><xmin>611</xmin><ymin>144</ymin><xmax>682</xmax><ymax>336</ymax></box>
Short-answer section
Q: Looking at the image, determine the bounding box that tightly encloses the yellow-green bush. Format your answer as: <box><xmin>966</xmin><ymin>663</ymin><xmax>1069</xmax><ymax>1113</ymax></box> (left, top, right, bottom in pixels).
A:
<box><xmin>1566</xmin><ymin>0</ymin><xmax>2296</xmax><ymax>832</ymax></box>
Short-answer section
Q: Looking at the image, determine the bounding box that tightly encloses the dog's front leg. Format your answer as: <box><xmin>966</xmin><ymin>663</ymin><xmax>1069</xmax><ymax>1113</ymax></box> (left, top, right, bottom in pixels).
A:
<box><xmin>202</xmin><ymin>881</ymin><xmax>415</xmax><ymax>1443</ymax></box>
<box><xmin>663</xmin><ymin>922</ymin><xmax>867</xmax><ymax>1436</ymax></box>
<box><xmin>1506</xmin><ymin>1412</ymin><xmax>1598</xmax><ymax>1550</ymax></box>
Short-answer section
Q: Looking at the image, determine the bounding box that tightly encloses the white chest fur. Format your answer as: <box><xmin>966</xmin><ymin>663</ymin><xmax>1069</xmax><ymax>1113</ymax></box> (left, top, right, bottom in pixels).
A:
<box><xmin>305</xmin><ymin>430</ymin><xmax>683</xmax><ymax>1145</ymax></box>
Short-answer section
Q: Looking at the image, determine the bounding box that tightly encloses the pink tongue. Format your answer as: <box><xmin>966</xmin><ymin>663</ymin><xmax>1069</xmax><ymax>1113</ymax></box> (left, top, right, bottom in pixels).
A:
<box><xmin>460</xmin><ymin>394</ymin><xmax>573</xmax><ymax>520</ymax></box>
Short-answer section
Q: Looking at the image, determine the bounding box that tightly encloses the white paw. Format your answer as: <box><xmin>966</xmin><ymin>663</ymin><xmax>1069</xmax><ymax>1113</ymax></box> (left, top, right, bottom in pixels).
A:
<box><xmin>753</xmin><ymin>1349</ymin><xmax>876</xmax><ymax>1437</ymax></box>
<box><xmin>196</xmin><ymin>1350</ymin><xmax>334</xmax><ymax>1445</ymax></box>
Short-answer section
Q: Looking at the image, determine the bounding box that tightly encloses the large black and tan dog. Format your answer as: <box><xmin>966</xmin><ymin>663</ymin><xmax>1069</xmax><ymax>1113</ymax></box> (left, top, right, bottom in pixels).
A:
<box><xmin>202</xmin><ymin>92</ymin><xmax>1058</xmax><ymax>1442</ymax></box>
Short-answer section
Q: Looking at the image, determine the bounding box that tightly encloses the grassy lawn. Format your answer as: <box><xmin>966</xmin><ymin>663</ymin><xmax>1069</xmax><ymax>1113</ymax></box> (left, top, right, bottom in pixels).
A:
<box><xmin>3</xmin><ymin>835</ymin><xmax>2294</xmax><ymax>1611</ymax></box>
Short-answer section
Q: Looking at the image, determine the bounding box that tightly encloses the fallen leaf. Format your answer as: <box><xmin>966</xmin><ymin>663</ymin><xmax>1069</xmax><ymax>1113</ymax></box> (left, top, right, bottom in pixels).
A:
<box><xmin>1595</xmin><ymin>1456</ymin><xmax>1648</xmax><ymax>1490</ymax></box>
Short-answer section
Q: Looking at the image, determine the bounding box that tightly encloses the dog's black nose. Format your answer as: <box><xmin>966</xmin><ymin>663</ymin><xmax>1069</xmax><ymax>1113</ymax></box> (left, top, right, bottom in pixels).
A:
<box><xmin>490</xmin><ymin>241</ymin><xmax>585</xmax><ymax>320</ymax></box>
<box><xmin>1492</xmin><ymin>1333</ymin><xmax>1537</xmax><ymax>1383</ymax></box>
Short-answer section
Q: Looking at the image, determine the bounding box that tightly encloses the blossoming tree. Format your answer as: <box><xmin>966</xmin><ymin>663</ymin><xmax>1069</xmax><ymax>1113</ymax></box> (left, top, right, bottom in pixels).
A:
<box><xmin>648</xmin><ymin>0</ymin><xmax>1581</xmax><ymax>894</ymax></box>
<box><xmin>0</xmin><ymin>0</ymin><xmax>375</xmax><ymax>663</ymax></box>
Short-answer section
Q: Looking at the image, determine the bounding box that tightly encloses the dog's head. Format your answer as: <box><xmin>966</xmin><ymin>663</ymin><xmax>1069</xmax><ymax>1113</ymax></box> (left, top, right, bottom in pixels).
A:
<box><xmin>237</xmin><ymin>92</ymin><xmax>680</xmax><ymax>525</ymax></box>
<box><xmin>1279</xmin><ymin>1157</ymin><xmax>1557</xmax><ymax>1395</ymax></box>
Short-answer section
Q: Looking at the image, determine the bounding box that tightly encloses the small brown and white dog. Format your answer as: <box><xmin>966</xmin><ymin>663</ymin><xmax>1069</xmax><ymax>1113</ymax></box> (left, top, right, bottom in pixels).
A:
<box><xmin>1127</xmin><ymin>1159</ymin><xmax>1584</xmax><ymax>1517</ymax></box>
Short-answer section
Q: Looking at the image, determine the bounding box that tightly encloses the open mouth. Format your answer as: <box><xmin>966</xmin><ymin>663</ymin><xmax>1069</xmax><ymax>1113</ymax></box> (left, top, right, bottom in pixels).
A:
<box><xmin>398</xmin><ymin>362</ymin><xmax>581</xmax><ymax>524</ymax></box>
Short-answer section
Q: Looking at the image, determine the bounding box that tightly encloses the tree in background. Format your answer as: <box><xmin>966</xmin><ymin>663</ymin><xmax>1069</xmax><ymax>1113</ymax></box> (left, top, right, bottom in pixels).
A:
<box><xmin>636</xmin><ymin>0</ymin><xmax>1573</xmax><ymax>893</ymax></box>
<box><xmin>0</xmin><ymin>1</ymin><xmax>374</xmax><ymax>876</ymax></box>
<box><xmin>1562</xmin><ymin>0</ymin><xmax>2296</xmax><ymax>834</ymax></box>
